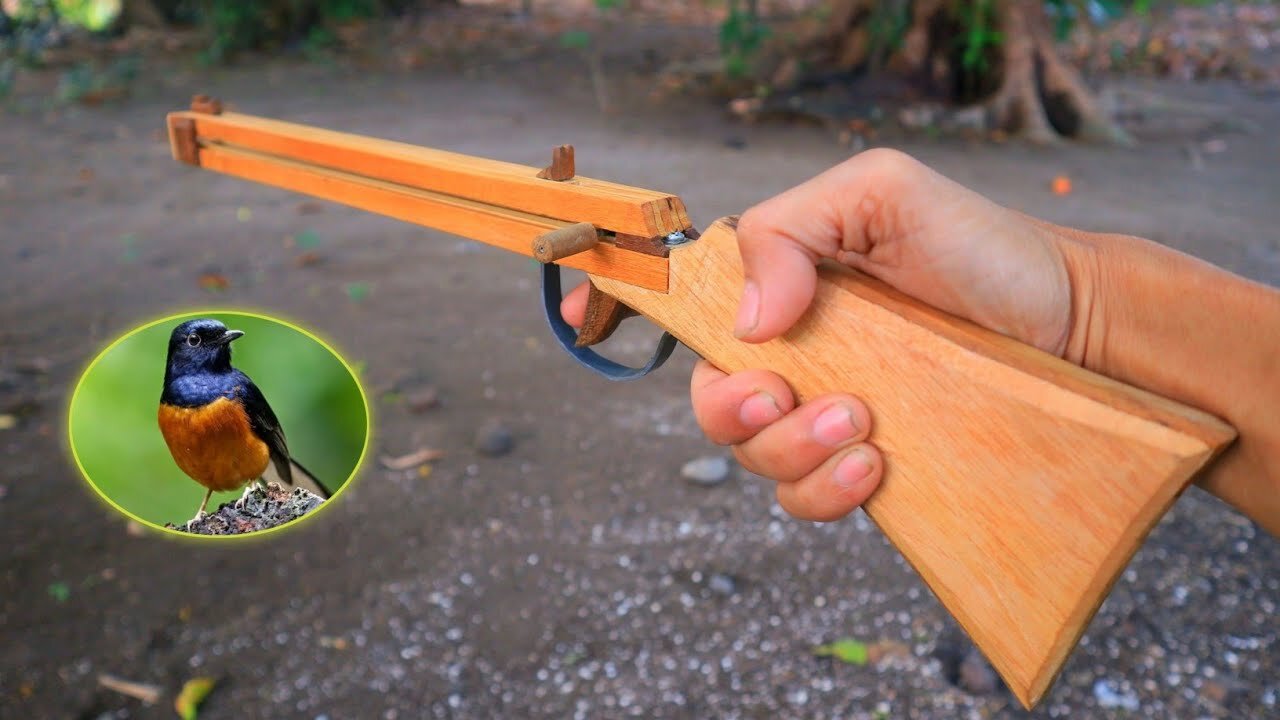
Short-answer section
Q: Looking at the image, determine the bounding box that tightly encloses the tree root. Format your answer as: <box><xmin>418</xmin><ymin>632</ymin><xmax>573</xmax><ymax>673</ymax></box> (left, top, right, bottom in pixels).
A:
<box><xmin>984</xmin><ymin>0</ymin><xmax>1133</xmax><ymax>144</ymax></box>
<box><xmin>760</xmin><ymin>0</ymin><xmax>1133</xmax><ymax>145</ymax></box>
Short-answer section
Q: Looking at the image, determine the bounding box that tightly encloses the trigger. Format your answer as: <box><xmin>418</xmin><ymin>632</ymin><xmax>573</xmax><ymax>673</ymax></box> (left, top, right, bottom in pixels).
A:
<box><xmin>576</xmin><ymin>282</ymin><xmax>638</xmax><ymax>347</ymax></box>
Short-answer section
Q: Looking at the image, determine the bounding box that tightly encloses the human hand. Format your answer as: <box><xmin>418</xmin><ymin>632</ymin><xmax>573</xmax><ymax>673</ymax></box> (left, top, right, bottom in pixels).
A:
<box><xmin>562</xmin><ymin>149</ymin><xmax>1083</xmax><ymax>521</ymax></box>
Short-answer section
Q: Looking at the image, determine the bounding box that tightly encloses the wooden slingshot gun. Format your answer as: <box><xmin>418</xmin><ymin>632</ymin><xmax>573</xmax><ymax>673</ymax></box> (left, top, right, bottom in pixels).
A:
<box><xmin>166</xmin><ymin>96</ymin><xmax>1237</xmax><ymax>708</ymax></box>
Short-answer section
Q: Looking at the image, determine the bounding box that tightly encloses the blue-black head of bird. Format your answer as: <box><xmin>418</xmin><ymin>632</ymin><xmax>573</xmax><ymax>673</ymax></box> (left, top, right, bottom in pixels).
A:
<box><xmin>164</xmin><ymin>318</ymin><xmax>244</xmax><ymax>381</ymax></box>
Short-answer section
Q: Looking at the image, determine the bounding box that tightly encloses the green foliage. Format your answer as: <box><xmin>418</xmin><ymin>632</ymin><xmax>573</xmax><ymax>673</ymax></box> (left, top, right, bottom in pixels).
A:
<box><xmin>558</xmin><ymin>28</ymin><xmax>592</xmax><ymax>50</ymax></box>
<box><xmin>866</xmin><ymin>0</ymin><xmax>912</xmax><ymax>62</ymax></box>
<box><xmin>68</xmin><ymin>312</ymin><xmax>367</xmax><ymax>528</ymax></box>
<box><xmin>957</xmin><ymin>0</ymin><xmax>1002</xmax><ymax>72</ymax></box>
<box><xmin>195</xmin><ymin>0</ymin><xmax>387</xmax><ymax>63</ymax></box>
<box><xmin>54</xmin><ymin>54</ymin><xmax>138</xmax><ymax>102</ymax></box>
<box><xmin>54</xmin><ymin>0</ymin><xmax>119</xmax><ymax>31</ymax></box>
<box><xmin>0</xmin><ymin>58</ymin><xmax>14</xmax><ymax>98</ymax></box>
<box><xmin>720</xmin><ymin>0</ymin><xmax>769</xmax><ymax>78</ymax></box>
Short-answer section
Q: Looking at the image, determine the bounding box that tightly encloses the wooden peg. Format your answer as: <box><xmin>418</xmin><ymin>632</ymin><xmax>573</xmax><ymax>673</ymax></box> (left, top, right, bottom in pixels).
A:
<box><xmin>536</xmin><ymin>145</ymin><xmax>575</xmax><ymax>181</ymax></box>
<box><xmin>532</xmin><ymin>222</ymin><xmax>598</xmax><ymax>262</ymax></box>
<box><xmin>190</xmin><ymin>95</ymin><xmax>224</xmax><ymax>115</ymax></box>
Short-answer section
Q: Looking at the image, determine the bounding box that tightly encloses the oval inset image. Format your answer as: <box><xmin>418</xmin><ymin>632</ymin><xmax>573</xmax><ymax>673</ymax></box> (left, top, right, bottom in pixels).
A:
<box><xmin>69</xmin><ymin>311</ymin><xmax>369</xmax><ymax>538</ymax></box>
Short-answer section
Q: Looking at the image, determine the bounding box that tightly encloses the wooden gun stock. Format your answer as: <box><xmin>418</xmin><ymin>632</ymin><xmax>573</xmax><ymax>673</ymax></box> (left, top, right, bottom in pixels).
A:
<box><xmin>166</xmin><ymin>102</ymin><xmax>1237</xmax><ymax>708</ymax></box>
<box><xmin>591</xmin><ymin>218</ymin><xmax>1235</xmax><ymax>707</ymax></box>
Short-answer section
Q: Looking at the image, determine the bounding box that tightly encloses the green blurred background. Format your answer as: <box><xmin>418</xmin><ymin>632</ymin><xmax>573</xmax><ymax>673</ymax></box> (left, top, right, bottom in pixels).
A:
<box><xmin>68</xmin><ymin>311</ymin><xmax>369</xmax><ymax>528</ymax></box>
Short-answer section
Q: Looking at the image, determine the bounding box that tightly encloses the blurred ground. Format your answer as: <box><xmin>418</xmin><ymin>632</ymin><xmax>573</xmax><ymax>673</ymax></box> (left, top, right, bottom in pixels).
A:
<box><xmin>1</xmin><ymin>11</ymin><xmax>1279</xmax><ymax>719</ymax></box>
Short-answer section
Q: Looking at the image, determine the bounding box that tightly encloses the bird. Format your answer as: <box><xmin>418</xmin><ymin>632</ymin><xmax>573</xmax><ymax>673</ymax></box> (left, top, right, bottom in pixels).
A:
<box><xmin>157</xmin><ymin>318</ymin><xmax>331</xmax><ymax>526</ymax></box>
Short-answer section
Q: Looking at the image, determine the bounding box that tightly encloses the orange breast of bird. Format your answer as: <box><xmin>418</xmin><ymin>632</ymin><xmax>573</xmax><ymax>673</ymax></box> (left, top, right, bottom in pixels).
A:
<box><xmin>158</xmin><ymin>397</ymin><xmax>271</xmax><ymax>492</ymax></box>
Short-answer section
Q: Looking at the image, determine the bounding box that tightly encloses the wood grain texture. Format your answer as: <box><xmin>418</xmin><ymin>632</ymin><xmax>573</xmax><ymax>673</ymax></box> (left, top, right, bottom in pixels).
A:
<box><xmin>189</xmin><ymin>137</ymin><xmax>668</xmax><ymax>291</ymax></box>
<box><xmin>590</xmin><ymin>218</ymin><xmax>1236</xmax><ymax>708</ymax></box>
<box><xmin>168</xmin><ymin>110</ymin><xmax>689</xmax><ymax>237</ymax></box>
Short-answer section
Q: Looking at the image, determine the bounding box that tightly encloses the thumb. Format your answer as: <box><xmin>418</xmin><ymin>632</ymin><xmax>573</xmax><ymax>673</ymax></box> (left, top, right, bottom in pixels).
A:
<box><xmin>731</xmin><ymin>166</ymin><xmax>852</xmax><ymax>343</ymax></box>
<box><xmin>730</xmin><ymin>149</ymin><xmax>926</xmax><ymax>344</ymax></box>
<box><xmin>732</xmin><ymin>217</ymin><xmax>820</xmax><ymax>343</ymax></box>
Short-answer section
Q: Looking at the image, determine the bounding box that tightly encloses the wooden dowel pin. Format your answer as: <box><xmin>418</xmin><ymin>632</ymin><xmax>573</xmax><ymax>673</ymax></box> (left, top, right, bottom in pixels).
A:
<box><xmin>533</xmin><ymin>222</ymin><xmax>598</xmax><ymax>262</ymax></box>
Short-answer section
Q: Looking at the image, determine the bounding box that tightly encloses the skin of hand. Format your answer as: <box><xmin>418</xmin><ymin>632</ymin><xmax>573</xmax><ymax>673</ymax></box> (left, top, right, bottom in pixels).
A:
<box><xmin>562</xmin><ymin>149</ymin><xmax>1089</xmax><ymax>522</ymax></box>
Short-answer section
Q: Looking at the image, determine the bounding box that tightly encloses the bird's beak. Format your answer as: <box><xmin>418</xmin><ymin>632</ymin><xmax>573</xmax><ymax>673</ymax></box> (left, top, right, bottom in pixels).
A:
<box><xmin>216</xmin><ymin>329</ymin><xmax>245</xmax><ymax>345</ymax></box>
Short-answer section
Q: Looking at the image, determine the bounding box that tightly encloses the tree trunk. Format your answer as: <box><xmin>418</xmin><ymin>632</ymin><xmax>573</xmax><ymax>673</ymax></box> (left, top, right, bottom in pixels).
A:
<box><xmin>772</xmin><ymin>0</ymin><xmax>1131</xmax><ymax>143</ymax></box>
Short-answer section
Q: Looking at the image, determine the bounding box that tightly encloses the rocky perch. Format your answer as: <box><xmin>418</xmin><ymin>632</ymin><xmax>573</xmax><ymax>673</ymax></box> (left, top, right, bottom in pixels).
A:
<box><xmin>166</xmin><ymin>484</ymin><xmax>325</xmax><ymax>536</ymax></box>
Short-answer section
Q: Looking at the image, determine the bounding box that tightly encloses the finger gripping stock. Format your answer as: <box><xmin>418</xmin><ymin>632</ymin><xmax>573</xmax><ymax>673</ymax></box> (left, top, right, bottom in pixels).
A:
<box><xmin>588</xmin><ymin>217</ymin><xmax>1235</xmax><ymax>708</ymax></box>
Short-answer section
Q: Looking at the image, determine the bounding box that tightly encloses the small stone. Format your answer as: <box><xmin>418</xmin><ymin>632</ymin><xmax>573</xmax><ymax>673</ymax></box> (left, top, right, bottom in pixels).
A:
<box><xmin>407</xmin><ymin>386</ymin><xmax>440</xmax><ymax>413</ymax></box>
<box><xmin>681</xmin><ymin>455</ymin><xmax>730</xmax><ymax>486</ymax></box>
<box><xmin>958</xmin><ymin>648</ymin><xmax>999</xmax><ymax>695</ymax></box>
<box><xmin>475</xmin><ymin>420</ymin><xmax>514</xmax><ymax>457</ymax></box>
<box><xmin>708</xmin><ymin>573</ymin><xmax>736</xmax><ymax>597</ymax></box>
<box><xmin>1093</xmin><ymin>679</ymin><xmax>1140</xmax><ymax>710</ymax></box>
<box><xmin>723</xmin><ymin>137</ymin><xmax>747</xmax><ymax>150</ymax></box>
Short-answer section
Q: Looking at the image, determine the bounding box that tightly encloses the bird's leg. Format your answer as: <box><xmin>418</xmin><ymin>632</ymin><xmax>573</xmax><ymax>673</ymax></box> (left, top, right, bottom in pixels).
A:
<box><xmin>186</xmin><ymin>489</ymin><xmax>213</xmax><ymax>530</ymax></box>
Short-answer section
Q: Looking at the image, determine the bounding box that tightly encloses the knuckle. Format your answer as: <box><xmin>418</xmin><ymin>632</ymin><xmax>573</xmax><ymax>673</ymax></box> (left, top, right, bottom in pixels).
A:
<box><xmin>852</xmin><ymin>147</ymin><xmax>921</xmax><ymax>179</ymax></box>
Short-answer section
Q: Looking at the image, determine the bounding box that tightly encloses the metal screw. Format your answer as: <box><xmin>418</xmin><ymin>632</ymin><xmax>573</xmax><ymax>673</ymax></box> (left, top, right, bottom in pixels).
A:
<box><xmin>664</xmin><ymin>231</ymin><xmax>690</xmax><ymax>246</ymax></box>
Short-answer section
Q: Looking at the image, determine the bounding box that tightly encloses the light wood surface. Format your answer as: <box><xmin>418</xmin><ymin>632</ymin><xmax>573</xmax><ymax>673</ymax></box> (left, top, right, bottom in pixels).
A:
<box><xmin>167</xmin><ymin>110</ymin><xmax>691</xmax><ymax>237</ymax></box>
<box><xmin>590</xmin><ymin>218</ymin><xmax>1236</xmax><ymax>708</ymax></box>
<box><xmin>186</xmin><ymin>132</ymin><xmax>668</xmax><ymax>291</ymax></box>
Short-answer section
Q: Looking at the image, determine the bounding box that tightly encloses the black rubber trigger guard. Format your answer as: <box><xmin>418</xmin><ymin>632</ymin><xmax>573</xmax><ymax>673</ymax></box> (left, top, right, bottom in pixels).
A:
<box><xmin>541</xmin><ymin>262</ymin><xmax>678</xmax><ymax>381</ymax></box>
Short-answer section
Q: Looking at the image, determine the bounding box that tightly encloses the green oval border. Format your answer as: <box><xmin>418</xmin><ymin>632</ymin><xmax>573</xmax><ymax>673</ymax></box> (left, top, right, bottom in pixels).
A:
<box><xmin>66</xmin><ymin>307</ymin><xmax>372</xmax><ymax>543</ymax></box>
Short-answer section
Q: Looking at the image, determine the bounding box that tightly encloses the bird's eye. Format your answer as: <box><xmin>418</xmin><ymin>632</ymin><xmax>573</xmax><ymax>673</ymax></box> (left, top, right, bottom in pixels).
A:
<box><xmin>186</xmin><ymin>333</ymin><xmax>201</xmax><ymax>347</ymax></box>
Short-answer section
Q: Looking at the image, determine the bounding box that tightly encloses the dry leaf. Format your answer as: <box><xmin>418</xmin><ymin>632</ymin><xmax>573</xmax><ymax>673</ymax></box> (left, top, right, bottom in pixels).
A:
<box><xmin>1051</xmin><ymin>175</ymin><xmax>1073</xmax><ymax>195</ymax></box>
<box><xmin>98</xmin><ymin>674</ymin><xmax>161</xmax><ymax>704</ymax></box>
<box><xmin>198</xmin><ymin>273</ymin><xmax>230</xmax><ymax>291</ymax></box>
<box><xmin>293</xmin><ymin>251</ymin><xmax>323</xmax><ymax>268</ymax></box>
<box><xmin>379</xmin><ymin>448</ymin><xmax>445</xmax><ymax>470</ymax></box>
<box><xmin>867</xmin><ymin>640</ymin><xmax>912</xmax><ymax>664</ymax></box>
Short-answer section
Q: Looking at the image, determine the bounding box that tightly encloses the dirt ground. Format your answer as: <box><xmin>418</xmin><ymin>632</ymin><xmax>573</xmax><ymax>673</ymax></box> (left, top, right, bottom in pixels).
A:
<box><xmin>2</xmin><ymin>31</ymin><xmax>1279</xmax><ymax>720</ymax></box>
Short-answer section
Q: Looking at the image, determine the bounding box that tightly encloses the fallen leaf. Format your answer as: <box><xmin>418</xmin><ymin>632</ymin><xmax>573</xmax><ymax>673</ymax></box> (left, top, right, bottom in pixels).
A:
<box><xmin>198</xmin><ymin>273</ymin><xmax>230</xmax><ymax>292</ymax></box>
<box><xmin>813</xmin><ymin>638</ymin><xmax>868</xmax><ymax>665</ymax></box>
<box><xmin>1051</xmin><ymin>175</ymin><xmax>1073</xmax><ymax>195</ymax></box>
<box><xmin>380</xmin><ymin>448</ymin><xmax>445</xmax><ymax>470</ymax></box>
<box><xmin>235</xmin><ymin>207</ymin><xmax>252</xmax><ymax>222</ymax></box>
<box><xmin>174</xmin><ymin>677</ymin><xmax>216</xmax><ymax>720</ymax></box>
<box><xmin>295</xmin><ymin>229</ymin><xmax>323</xmax><ymax>249</ymax></box>
<box><xmin>78</xmin><ymin>167</ymin><xmax>95</xmax><ymax>182</ymax></box>
<box><xmin>345</xmin><ymin>282</ymin><xmax>370</xmax><ymax>302</ymax></box>
<box><xmin>867</xmin><ymin>640</ymin><xmax>912</xmax><ymax>663</ymax></box>
<box><xmin>0</xmin><ymin>414</ymin><xmax>15</xmax><ymax>430</ymax></box>
<box><xmin>19</xmin><ymin>682</ymin><xmax>33</xmax><ymax>698</ymax></box>
<box><xmin>417</xmin><ymin>465</ymin><xmax>433</xmax><ymax>479</ymax></box>
<box><xmin>178</xmin><ymin>605</ymin><xmax>192</xmax><ymax>622</ymax></box>
<box><xmin>293</xmin><ymin>251</ymin><xmax>323</xmax><ymax>268</ymax></box>
<box><xmin>98</xmin><ymin>674</ymin><xmax>161</xmax><ymax>704</ymax></box>
<box><xmin>47</xmin><ymin>582</ymin><xmax>70</xmax><ymax>603</ymax></box>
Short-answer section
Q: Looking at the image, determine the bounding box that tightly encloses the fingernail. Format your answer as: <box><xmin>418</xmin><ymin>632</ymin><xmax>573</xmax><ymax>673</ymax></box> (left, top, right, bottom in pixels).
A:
<box><xmin>739</xmin><ymin>391</ymin><xmax>783</xmax><ymax>427</ymax></box>
<box><xmin>812</xmin><ymin>404</ymin><xmax>858</xmax><ymax>447</ymax></box>
<box><xmin>734</xmin><ymin>280</ymin><xmax>760</xmax><ymax>339</ymax></box>
<box><xmin>833</xmin><ymin>447</ymin><xmax>873</xmax><ymax>491</ymax></box>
